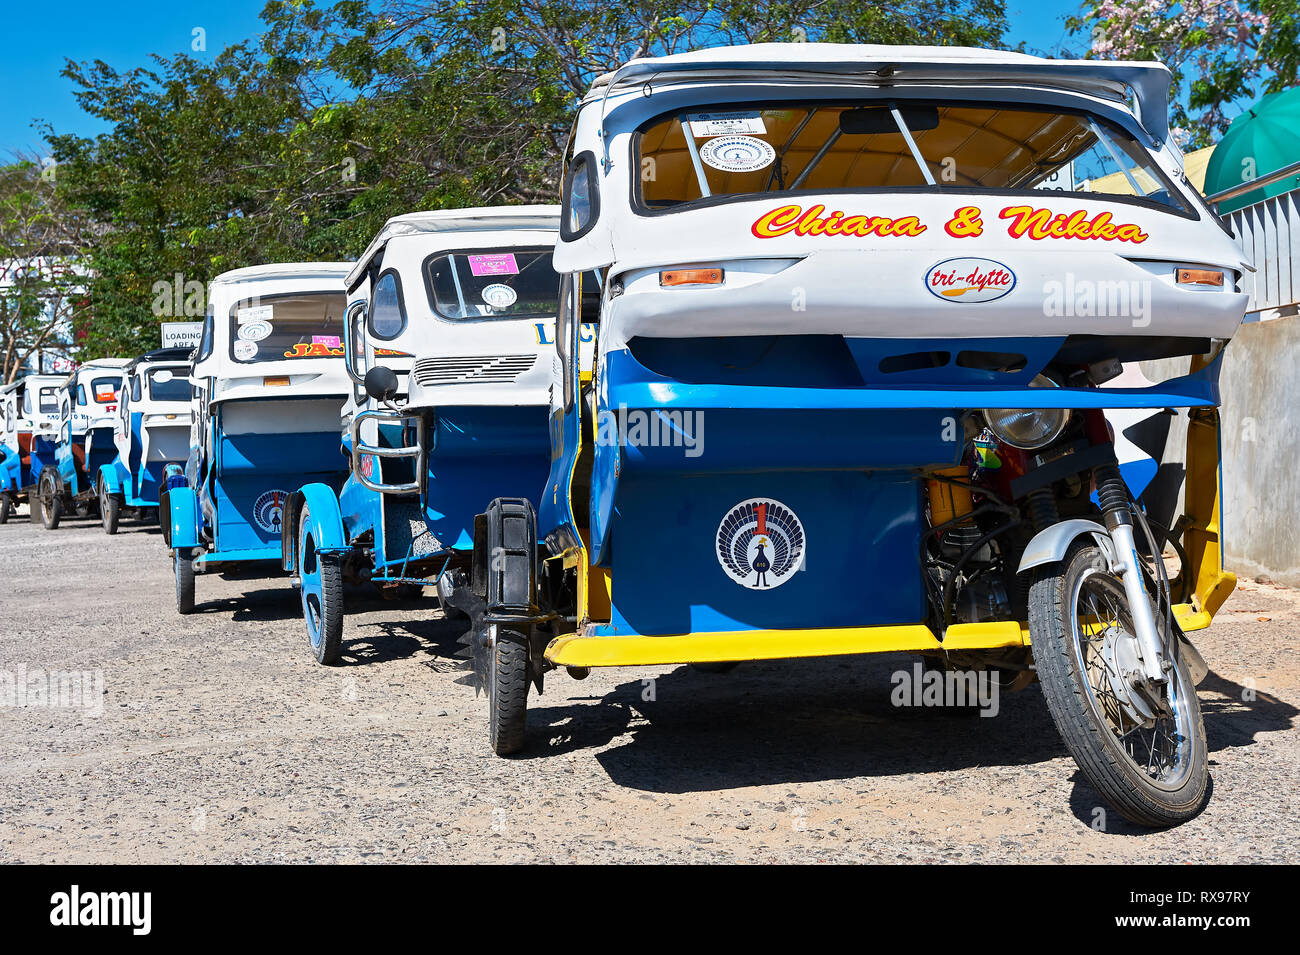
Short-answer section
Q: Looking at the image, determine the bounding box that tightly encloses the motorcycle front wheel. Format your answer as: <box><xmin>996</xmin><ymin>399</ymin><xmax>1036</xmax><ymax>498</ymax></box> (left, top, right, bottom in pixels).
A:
<box><xmin>1030</xmin><ymin>541</ymin><xmax>1208</xmax><ymax>828</ymax></box>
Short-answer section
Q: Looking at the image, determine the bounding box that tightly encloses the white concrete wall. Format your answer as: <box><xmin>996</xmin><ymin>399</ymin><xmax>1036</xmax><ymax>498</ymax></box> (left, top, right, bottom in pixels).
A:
<box><xmin>1142</xmin><ymin>315</ymin><xmax>1300</xmax><ymax>586</ymax></box>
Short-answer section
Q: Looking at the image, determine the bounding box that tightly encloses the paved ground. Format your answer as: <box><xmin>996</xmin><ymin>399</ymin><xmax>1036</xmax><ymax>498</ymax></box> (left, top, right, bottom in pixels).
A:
<box><xmin>1</xmin><ymin>507</ymin><xmax>1297</xmax><ymax>863</ymax></box>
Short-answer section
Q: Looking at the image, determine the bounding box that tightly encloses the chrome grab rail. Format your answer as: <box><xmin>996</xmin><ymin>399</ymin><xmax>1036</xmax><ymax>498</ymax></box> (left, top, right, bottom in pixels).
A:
<box><xmin>350</xmin><ymin>408</ymin><xmax>425</xmax><ymax>495</ymax></box>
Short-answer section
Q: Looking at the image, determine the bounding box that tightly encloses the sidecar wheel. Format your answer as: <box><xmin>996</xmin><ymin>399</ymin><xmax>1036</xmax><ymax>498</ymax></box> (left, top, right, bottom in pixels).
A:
<box><xmin>1030</xmin><ymin>541</ymin><xmax>1208</xmax><ymax>828</ymax></box>
<box><xmin>299</xmin><ymin>506</ymin><xmax>343</xmax><ymax>665</ymax></box>
<box><xmin>99</xmin><ymin>482</ymin><xmax>121</xmax><ymax>535</ymax></box>
<box><xmin>0</xmin><ymin>492</ymin><xmax>12</xmax><ymax>524</ymax></box>
<box><xmin>174</xmin><ymin>548</ymin><xmax>195</xmax><ymax>615</ymax></box>
<box><xmin>39</xmin><ymin>472</ymin><xmax>61</xmax><ymax>530</ymax></box>
<box><xmin>488</xmin><ymin>628</ymin><xmax>529</xmax><ymax>756</ymax></box>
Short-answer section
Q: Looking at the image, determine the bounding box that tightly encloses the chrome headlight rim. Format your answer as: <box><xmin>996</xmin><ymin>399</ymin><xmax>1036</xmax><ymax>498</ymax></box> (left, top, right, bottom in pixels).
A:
<box><xmin>981</xmin><ymin>374</ymin><xmax>1071</xmax><ymax>451</ymax></box>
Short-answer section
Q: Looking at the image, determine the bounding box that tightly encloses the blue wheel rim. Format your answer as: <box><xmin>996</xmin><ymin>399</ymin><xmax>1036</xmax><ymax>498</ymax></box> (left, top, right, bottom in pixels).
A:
<box><xmin>299</xmin><ymin>522</ymin><xmax>324</xmax><ymax>649</ymax></box>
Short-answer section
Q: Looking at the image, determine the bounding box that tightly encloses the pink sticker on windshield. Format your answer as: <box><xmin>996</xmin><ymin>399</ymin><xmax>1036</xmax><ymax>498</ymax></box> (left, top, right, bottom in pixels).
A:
<box><xmin>313</xmin><ymin>335</ymin><xmax>342</xmax><ymax>348</ymax></box>
<box><xmin>467</xmin><ymin>253</ymin><xmax>519</xmax><ymax>276</ymax></box>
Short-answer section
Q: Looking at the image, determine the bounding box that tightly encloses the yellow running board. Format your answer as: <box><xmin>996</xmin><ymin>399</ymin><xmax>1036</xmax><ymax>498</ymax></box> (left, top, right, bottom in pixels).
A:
<box><xmin>546</xmin><ymin>620</ymin><xmax>1032</xmax><ymax>668</ymax></box>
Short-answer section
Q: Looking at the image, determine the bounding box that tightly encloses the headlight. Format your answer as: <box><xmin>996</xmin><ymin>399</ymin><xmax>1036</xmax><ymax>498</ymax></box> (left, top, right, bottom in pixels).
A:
<box><xmin>982</xmin><ymin>375</ymin><xmax>1070</xmax><ymax>450</ymax></box>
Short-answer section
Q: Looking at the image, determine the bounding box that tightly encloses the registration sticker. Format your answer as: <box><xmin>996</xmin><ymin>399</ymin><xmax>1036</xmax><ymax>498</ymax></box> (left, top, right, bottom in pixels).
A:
<box><xmin>688</xmin><ymin>111</ymin><xmax>767</xmax><ymax>137</ymax></box>
<box><xmin>234</xmin><ymin>340</ymin><xmax>258</xmax><ymax>360</ymax></box>
<box><xmin>467</xmin><ymin>253</ymin><xmax>519</xmax><ymax>276</ymax></box>
<box><xmin>237</xmin><ymin>304</ymin><xmax>273</xmax><ymax>324</ymax></box>
<box><xmin>698</xmin><ymin>135</ymin><xmax>776</xmax><ymax>174</ymax></box>
<box><xmin>481</xmin><ymin>283</ymin><xmax>518</xmax><ymax>309</ymax></box>
<box><xmin>312</xmin><ymin>335</ymin><xmax>342</xmax><ymax>348</ymax></box>
<box><xmin>239</xmin><ymin>320</ymin><xmax>272</xmax><ymax>342</ymax></box>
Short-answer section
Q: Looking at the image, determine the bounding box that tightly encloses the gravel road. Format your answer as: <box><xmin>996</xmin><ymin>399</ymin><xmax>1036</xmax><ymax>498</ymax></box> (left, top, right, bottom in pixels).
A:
<box><xmin>1</xmin><ymin>507</ymin><xmax>1297</xmax><ymax>863</ymax></box>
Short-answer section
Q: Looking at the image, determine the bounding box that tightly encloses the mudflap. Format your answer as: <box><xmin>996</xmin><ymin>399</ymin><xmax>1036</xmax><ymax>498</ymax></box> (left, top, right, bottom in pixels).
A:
<box><xmin>445</xmin><ymin>497</ymin><xmax>545</xmax><ymax>694</ymax></box>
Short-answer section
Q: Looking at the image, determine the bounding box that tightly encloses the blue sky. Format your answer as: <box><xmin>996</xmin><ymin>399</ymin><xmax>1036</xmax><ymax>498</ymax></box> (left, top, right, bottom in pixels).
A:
<box><xmin>1</xmin><ymin>0</ymin><xmax>1083</xmax><ymax>157</ymax></box>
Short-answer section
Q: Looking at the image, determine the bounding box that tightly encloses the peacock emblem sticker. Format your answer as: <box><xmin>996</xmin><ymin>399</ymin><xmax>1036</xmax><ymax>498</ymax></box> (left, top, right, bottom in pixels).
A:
<box><xmin>716</xmin><ymin>498</ymin><xmax>806</xmax><ymax>589</ymax></box>
<box><xmin>253</xmin><ymin>489</ymin><xmax>289</xmax><ymax>535</ymax></box>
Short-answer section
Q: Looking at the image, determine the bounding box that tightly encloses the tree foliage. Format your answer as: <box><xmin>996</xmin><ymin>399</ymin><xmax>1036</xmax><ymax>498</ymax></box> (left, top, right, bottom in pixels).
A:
<box><xmin>0</xmin><ymin>158</ymin><xmax>90</xmax><ymax>382</ymax></box>
<box><xmin>1070</xmin><ymin>0</ymin><xmax>1294</xmax><ymax>148</ymax></box>
<box><xmin>48</xmin><ymin>0</ymin><xmax>1008</xmax><ymax>358</ymax></box>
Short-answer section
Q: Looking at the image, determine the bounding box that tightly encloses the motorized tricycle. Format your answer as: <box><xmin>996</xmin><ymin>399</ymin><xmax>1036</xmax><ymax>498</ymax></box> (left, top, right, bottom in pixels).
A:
<box><xmin>165</xmin><ymin>263</ymin><xmax>352</xmax><ymax>613</ymax></box>
<box><xmin>279</xmin><ymin>206</ymin><xmax>591</xmax><ymax>663</ymax></box>
<box><xmin>93</xmin><ymin>347</ymin><xmax>195</xmax><ymax>534</ymax></box>
<box><xmin>37</xmin><ymin>359</ymin><xmax>130</xmax><ymax>529</ymax></box>
<box><xmin>445</xmin><ymin>44</ymin><xmax>1248</xmax><ymax>827</ymax></box>
<box><xmin>0</xmin><ymin>374</ymin><xmax>64</xmax><ymax>523</ymax></box>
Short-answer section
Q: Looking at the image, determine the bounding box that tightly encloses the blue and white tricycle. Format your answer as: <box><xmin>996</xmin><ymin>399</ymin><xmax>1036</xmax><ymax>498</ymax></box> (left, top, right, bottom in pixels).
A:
<box><xmin>166</xmin><ymin>263</ymin><xmax>352</xmax><ymax>613</ymax></box>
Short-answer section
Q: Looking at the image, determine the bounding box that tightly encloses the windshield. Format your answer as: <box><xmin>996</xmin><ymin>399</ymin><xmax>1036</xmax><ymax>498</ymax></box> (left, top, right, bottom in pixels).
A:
<box><xmin>425</xmin><ymin>248</ymin><xmax>564</xmax><ymax>321</ymax></box>
<box><xmin>90</xmin><ymin>377</ymin><xmax>120</xmax><ymax>404</ymax></box>
<box><xmin>228</xmin><ymin>292</ymin><xmax>346</xmax><ymax>363</ymax></box>
<box><xmin>146</xmin><ymin>367</ymin><xmax>190</xmax><ymax>402</ymax></box>
<box><xmin>636</xmin><ymin>101</ymin><xmax>1189</xmax><ymax>214</ymax></box>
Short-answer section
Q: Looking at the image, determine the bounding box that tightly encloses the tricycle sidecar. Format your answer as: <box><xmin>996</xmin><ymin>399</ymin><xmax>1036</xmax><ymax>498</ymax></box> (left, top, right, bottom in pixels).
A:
<box><xmin>166</xmin><ymin>262</ymin><xmax>352</xmax><ymax>613</ymax></box>
<box><xmin>452</xmin><ymin>44</ymin><xmax>1248</xmax><ymax>826</ymax></box>
<box><xmin>278</xmin><ymin>206</ymin><xmax>589</xmax><ymax>664</ymax></box>
<box><xmin>37</xmin><ymin>359</ymin><xmax>130</xmax><ymax>529</ymax></box>
<box><xmin>97</xmin><ymin>347</ymin><xmax>195</xmax><ymax>534</ymax></box>
<box><xmin>0</xmin><ymin>374</ymin><xmax>64</xmax><ymax>523</ymax></box>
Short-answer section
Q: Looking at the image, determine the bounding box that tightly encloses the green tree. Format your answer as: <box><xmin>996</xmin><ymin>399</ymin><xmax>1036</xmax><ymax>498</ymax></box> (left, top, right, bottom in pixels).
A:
<box><xmin>0</xmin><ymin>159</ymin><xmax>88</xmax><ymax>382</ymax></box>
<box><xmin>1070</xmin><ymin>0</ymin><xmax>1297</xmax><ymax>148</ymax></box>
<box><xmin>50</xmin><ymin>0</ymin><xmax>1009</xmax><ymax>357</ymax></box>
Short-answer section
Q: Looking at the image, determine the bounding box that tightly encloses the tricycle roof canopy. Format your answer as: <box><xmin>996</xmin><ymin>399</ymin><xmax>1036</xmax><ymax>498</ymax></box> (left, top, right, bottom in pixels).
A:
<box><xmin>211</xmin><ymin>262</ymin><xmax>353</xmax><ymax>287</ymax></box>
<box><xmin>589</xmin><ymin>42</ymin><xmax>1174</xmax><ymax>144</ymax></box>
<box><xmin>348</xmin><ymin>205</ymin><xmax>561</xmax><ymax>289</ymax></box>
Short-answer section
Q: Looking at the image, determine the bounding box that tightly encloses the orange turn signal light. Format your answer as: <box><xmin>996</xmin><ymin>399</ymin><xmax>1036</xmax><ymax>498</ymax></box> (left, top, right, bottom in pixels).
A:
<box><xmin>263</xmin><ymin>376</ymin><xmax>290</xmax><ymax>387</ymax></box>
<box><xmin>660</xmin><ymin>267</ymin><xmax>723</xmax><ymax>287</ymax></box>
<box><xmin>1176</xmin><ymin>268</ymin><xmax>1225</xmax><ymax>287</ymax></box>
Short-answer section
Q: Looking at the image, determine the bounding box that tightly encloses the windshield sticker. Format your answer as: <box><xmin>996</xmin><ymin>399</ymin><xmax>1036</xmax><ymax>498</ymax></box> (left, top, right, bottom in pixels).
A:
<box><xmin>239</xmin><ymin>320</ymin><xmax>272</xmax><ymax>342</ymax></box>
<box><xmin>699</xmin><ymin>135</ymin><xmax>775</xmax><ymax>173</ymax></box>
<box><xmin>237</xmin><ymin>304</ymin><xmax>273</xmax><ymax>324</ymax></box>
<box><xmin>752</xmin><ymin>204</ymin><xmax>927</xmax><ymax>239</ymax></box>
<box><xmin>688</xmin><ymin>112</ymin><xmax>767</xmax><ymax>137</ymax></box>
<box><xmin>153</xmin><ymin>369</ymin><xmax>174</xmax><ymax>383</ymax></box>
<box><xmin>467</xmin><ymin>253</ymin><xmax>519</xmax><ymax>277</ymax></box>
<box><xmin>93</xmin><ymin>383</ymin><xmax>118</xmax><ymax>401</ymax></box>
<box><xmin>312</xmin><ymin>334</ymin><xmax>342</xmax><ymax>348</ymax></box>
<box><xmin>282</xmin><ymin>342</ymin><xmax>344</xmax><ymax>358</ymax></box>
<box><xmin>233</xmin><ymin>340</ymin><xmax>258</xmax><ymax>360</ymax></box>
<box><xmin>481</xmin><ymin>283</ymin><xmax>518</xmax><ymax>309</ymax></box>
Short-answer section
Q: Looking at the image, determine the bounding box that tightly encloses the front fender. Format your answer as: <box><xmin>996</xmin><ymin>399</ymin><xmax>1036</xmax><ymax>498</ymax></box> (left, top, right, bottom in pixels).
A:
<box><xmin>282</xmin><ymin>483</ymin><xmax>348</xmax><ymax>573</ymax></box>
<box><xmin>1017</xmin><ymin>519</ymin><xmax>1114</xmax><ymax>574</ymax></box>
<box><xmin>97</xmin><ymin>462</ymin><xmax>124</xmax><ymax>496</ymax></box>
<box><xmin>167</xmin><ymin>486</ymin><xmax>200</xmax><ymax>550</ymax></box>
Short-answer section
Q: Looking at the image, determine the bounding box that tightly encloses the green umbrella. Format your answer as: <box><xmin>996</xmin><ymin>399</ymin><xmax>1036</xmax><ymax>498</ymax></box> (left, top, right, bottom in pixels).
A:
<box><xmin>1205</xmin><ymin>87</ymin><xmax>1300</xmax><ymax>213</ymax></box>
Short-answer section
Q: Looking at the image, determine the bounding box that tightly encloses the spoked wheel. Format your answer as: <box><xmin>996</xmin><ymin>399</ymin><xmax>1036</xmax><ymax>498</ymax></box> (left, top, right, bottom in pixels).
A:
<box><xmin>298</xmin><ymin>506</ymin><xmax>343</xmax><ymax>665</ymax></box>
<box><xmin>99</xmin><ymin>482</ymin><xmax>122</xmax><ymax>535</ymax></box>
<box><xmin>174</xmin><ymin>548</ymin><xmax>195</xmax><ymax>615</ymax></box>
<box><xmin>0</xmin><ymin>492</ymin><xmax>12</xmax><ymax>524</ymax></box>
<box><xmin>1030</xmin><ymin>541</ymin><xmax>1208</xmax><ymax>827</ymax></box>
<box><xmin>488</xmin><ymin>626</ymin><xmax>529</xmax><ymax>755</ymax></box>
<box><xmin>39</xmin><ymin>472</ymin><xmax>61</xmax><ymax>530</ymax></box>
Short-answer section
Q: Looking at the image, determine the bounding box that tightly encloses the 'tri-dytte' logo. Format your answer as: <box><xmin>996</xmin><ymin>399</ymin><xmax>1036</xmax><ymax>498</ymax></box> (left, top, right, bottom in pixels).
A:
<box><xmin>716</xmin><ymin>498</ymin><xmax>806</xmax><ymax>589</ymax></box>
